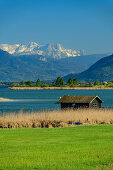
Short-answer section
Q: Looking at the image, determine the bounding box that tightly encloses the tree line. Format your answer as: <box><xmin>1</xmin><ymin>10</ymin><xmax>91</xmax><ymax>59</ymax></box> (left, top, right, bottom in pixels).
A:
<box><xmin>11</xmin><ymin>77</ymin><xmax>113</xmax><ymax>88</ymax></box>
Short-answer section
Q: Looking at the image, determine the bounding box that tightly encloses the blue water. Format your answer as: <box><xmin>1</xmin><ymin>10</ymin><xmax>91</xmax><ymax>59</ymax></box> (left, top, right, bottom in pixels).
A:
<box><xmin>0</xmin><ymin>86</ymin><xmax>113</xmax><ymax>113</ymax></box>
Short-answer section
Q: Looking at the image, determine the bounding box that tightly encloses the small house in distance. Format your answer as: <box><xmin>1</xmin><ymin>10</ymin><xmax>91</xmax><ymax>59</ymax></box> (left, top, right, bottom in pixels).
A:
<box><xmin>57</xmin><ymin>96</ymin><xmax>103</xmax><ymax>109</ymax></box>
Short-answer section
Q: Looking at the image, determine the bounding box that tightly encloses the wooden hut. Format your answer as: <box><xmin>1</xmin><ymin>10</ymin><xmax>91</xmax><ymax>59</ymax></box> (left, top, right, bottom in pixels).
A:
<box><xmin>57</xmin><ymin>95</ymin><xmax>103</xmax><ymax>109</ymax></box>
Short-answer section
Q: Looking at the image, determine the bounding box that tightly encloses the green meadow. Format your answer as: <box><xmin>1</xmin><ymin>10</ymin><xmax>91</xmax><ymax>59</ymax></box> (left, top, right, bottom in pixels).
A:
<box><xmin>0</xmin><ymin>125</ymin><xmax>113</xmax><ymax>170</ymax></box>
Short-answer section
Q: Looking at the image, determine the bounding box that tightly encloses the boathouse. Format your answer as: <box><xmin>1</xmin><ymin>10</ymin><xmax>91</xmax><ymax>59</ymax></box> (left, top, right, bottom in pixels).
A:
<box><xmin>57</xmin><ymin>96</ymin><xmax>103</xmax><ymax>109</ymax></box>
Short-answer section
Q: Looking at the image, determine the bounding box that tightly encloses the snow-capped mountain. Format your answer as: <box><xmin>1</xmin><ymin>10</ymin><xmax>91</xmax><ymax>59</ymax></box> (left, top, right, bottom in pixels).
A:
<box><xmin>0</xmin><ymin>42</ymin><xmax>87</xmax><ymax>59</ymax></box>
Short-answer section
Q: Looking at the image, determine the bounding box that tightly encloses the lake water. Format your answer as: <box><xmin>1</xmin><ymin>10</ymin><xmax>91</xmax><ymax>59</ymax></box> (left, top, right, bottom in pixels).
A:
<box><xmin>0</xmin><ymin>86</ymin><xmax>113</xmax><ymax>113</ymax></box>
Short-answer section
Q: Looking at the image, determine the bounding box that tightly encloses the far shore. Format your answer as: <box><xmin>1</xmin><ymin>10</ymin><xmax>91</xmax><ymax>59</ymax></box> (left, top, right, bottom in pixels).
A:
<box><xmin>9</xmin><ymin>86</ymin><xmax>113</xmax><ymax>90</ymax></box>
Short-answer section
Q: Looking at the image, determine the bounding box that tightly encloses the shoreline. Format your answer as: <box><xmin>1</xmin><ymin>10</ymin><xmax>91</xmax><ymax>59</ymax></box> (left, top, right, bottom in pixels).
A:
<box><xmin>0</xmin><ymin>97</ymin><xmax>13</xmax><ymax>101</ymax></box>
<box><xmin>9</xmin><ymin>87</ymin><xmax>113</xmax><ymax>90</ymax></box>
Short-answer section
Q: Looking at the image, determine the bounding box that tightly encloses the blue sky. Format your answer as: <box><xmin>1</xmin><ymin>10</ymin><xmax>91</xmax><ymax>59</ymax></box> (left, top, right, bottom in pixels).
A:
<box><xmin>0</xmin><ymin>0</ymin><xmax>113</xmax><ymax>54</ymax></box>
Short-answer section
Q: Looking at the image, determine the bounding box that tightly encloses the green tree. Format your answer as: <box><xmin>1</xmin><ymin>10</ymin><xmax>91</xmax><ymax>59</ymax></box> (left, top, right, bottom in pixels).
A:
<box><xmin>107</xmin><ymin>81</ymin><xmax>113</xmax><ymax>87</ymax></box>
<box><xmin>26</xmin><ymin>80</ymin><xmax>32</xmax><ymax>87</ymax></box>
<box><xmin>11</xmin><ymin>83</ymin><xmax>20</xmax><ymax>87</ymax></box>
<box><xmin>56</xmin><ymin>77</ymin><xmax>64</xmax><ymax>86</ymax></box>
<box><xmin>36</xmin><ymin>79</ymin><xmax>41</xmax><ymax>87</ymax></box>
<box><xmin>20</xmin><ymin>81</ymin><xmax>25</xmax><ymax>86</ymax></box>
<box><xmin>103</xmin><ymin>81</ymin><xmax>108</xmax><ymax>86</ymax></box>
<box><xmin>89</xmin><ymin>82</ymin><xmax>93</xmax><ymax>87</ymax></box>
<box><xmin>67</xmin><ymin>78</ymin><xmax>73</xmax><ymax>86</ymax></box>
<box><xmin>41</xmin><ymin>83</ymin><xmax>49</xmax><ymax>87</ymax></box>
<box><xmin>94</xmin><ymin>80</ymin><xmax>99</xmax><ymax>86</ymax></box>
<box><xmin>73</xmin><ymin>78</ymin><xmax>79</xmax><ymax>86</ymax></box>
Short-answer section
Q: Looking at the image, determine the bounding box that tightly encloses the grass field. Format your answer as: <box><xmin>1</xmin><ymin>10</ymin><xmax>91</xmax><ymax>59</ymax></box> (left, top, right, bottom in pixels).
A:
<box><xmin>0</xmin><ymin>125</ymin><xmax>113</xmax><ymax>170</ymax></box>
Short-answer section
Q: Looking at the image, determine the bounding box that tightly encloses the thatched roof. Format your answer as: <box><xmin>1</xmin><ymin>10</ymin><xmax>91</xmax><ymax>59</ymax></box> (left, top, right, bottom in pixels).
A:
<box><xmin>57</xmin><ymin>96</ymin><xmax>103</xmax><ymax>104</ymax></box>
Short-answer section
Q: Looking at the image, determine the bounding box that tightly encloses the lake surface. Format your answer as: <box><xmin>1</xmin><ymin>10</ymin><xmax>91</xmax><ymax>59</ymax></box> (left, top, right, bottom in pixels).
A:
<box><xmin>0</xmin><ymin>86</ymin><xmax>113</xmax><ymax>113</ymax></box>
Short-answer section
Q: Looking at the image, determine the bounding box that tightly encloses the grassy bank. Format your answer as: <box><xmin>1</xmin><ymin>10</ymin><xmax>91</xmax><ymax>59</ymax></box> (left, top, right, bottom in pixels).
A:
<box><xmin>0</xmin><ymin>109</ymin><xmax>113</xmax><ymax>128</ymax></box>
<box><xmin>0</xmin><ymin>125</ymin><xmax>113</xmax><ymax>169</ymax></box>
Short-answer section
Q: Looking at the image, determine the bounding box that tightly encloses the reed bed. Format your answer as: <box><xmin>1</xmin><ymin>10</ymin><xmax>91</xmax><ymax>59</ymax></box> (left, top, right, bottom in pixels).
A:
<box><xmin>0</xmin><ymin>108</ymin><xmax>113</xmax><ymax>128</ymax></box>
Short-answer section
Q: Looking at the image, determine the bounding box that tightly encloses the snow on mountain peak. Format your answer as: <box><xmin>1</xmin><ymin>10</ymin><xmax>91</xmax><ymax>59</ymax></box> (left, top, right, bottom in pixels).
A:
<box><xmin>0</xmin><ymin>42</ymin><xmax>87</xmax><ymax>58</ymax></box>
<box><xmin>28</xmin><ymin>42</ymin><xmax>39</xmax><ymax>48</ymax></box>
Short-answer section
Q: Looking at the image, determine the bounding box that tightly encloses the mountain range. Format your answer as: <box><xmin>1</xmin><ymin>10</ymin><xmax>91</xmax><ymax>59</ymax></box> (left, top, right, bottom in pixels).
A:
<box><xmin>0</xmin><ymin>42</ymin><xmax>87</xmax><ymax>59</ymax></box>
<box><xmin>63</xmin><ymin>54</ymin><xmax>113</xmax><ymax>82</ymax></box>
<box><xmin>0</xmin><ymin>42</ymin><xmax>112</xmax><ymax>82</ymax></box>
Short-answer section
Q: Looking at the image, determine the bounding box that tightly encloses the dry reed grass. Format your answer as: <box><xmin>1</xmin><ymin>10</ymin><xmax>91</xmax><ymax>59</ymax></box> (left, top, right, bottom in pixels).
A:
<box><xmin>0</xmin><ymin>108</ymin><xmax>113</xmax><ymax>128</ymax></box>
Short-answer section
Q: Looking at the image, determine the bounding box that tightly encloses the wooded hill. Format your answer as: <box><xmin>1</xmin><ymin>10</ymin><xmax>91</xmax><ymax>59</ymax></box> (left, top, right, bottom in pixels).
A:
<box><xmin>63</xmin><ymin>54</ymin><xmax>113</xmax><ymax>82</ymax></box>
<box><xmin>0</xmin><ymin>49</ymin><xmax>108</xmax><ymax>82</ymax></box>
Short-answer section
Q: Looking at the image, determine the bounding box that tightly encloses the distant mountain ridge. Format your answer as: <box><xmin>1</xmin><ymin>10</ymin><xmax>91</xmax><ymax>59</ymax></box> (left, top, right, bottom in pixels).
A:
<box><xmin>0</xmin><ymin>48</ymin><xmax>110</xmax><ymax>82</ymax></box>
<box><xmin>63</xmin><ymin>54</ymin><xmax>113</xmax><ymax>82</ymax></box>
<box><xmin>0</xmin><ymin>42</ymin><xmax>87</xmax><ymax>59</ymax></box>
